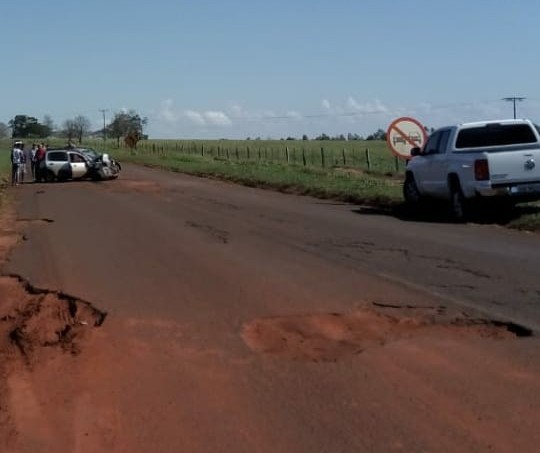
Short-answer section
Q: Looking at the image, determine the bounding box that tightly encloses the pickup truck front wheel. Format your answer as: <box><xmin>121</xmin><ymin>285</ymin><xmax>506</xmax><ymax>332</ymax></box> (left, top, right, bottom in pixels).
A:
<box><xmin>403</xmin><ymin>174</ymin><xmax>422</xmax><ymax>204</ymax></box>
<box><xmin>450</xmin><ymin>185</ymin><xmax>468</xmax><ymax>222</ymax></box>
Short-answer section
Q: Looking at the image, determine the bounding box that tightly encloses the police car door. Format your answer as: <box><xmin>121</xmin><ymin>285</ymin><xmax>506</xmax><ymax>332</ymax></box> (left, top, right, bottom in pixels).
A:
<box><xmin>69</xmin><ymin>152</ymin><xmax>88</xmax><ymax>179</ymax></box>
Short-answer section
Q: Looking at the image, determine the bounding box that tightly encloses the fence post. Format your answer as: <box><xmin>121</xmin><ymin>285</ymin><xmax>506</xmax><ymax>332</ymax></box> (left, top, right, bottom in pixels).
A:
<box><xmin>258</xmin><ymin>148</ymin><xmax>261</xmax><ymax>161</ymax></box>
<box><xmin>226</xmin><ymin>148</ymin><xmax>230</xmax><ymax>160</ymax></box>
<box><xmin>201</xmin><ymin>144</ymin><xmax>204</xmax><ymax>157</ymax></box>
<box><xmin>320</xmin><ymin>147</ymin><xmax>325</xmax><ymax>168</ymax></box>
<box><xmin>302</xmin><ymin>148</ymin><xmax>307</xmax><ymax>166</ymax></box>
<box><xmin>395</xmin><ymin>155</ymin><xmax>400</xmax><ymax>173</ymax></box>
<box><xmin>247</xmin><ymin>146</ymin><xmax>250</xmax><ymax>160</ymax></box>
<box><xmin>152</xmin><ymin>143</ymin><xmax>156</xmax><ymax>154</ymax></box>
<box><xmin>342</xmin><ymin>148</ymin><xmax>346</xmax><ymax>166</ymax></box>
<box><xmin>286</xmin><ymin>146</ymin><xmax>290</xmax><ymax>164</ymax></box>
<box><xmin>365</xmin><ymin>148</ymin><xmax>371</xmax><ymax>171</ymax></box>
<box><xmin>235</xmin><ymin>147</ymin><xmax>239</xmax><ymax>160</ymax></box>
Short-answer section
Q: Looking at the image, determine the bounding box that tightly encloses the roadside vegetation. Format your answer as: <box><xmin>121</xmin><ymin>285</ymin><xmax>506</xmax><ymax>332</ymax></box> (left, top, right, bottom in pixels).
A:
<box><xmin>0</xmin><ymin>144</ymin><xmax>12</xmax><ymax>208</ymax></box>
<box><xmin>111</xmin><ymin>139</ymin><xmax>403</xmax><ymax>207</ymax></box>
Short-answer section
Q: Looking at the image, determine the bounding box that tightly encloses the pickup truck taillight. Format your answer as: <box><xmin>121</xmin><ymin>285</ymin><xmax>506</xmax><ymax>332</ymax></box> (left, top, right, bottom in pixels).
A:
<box><xmin>474</xmin><ymin>159</ymin><xmax>490</xmax><ymax>181</ymax></box>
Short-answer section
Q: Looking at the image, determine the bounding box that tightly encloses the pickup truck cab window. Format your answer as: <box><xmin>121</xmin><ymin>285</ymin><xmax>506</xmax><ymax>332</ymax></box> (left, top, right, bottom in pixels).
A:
<box><xmin>424</xmin><ymin>129</ymin><xmax>450</xmax><ymax>155</ymax></box>
<box><xmin>456</xmin><ymin>124</ymin><xmax>537</xmax><ymax>148</ymax></box>
<box><xmin>424</xmin><ymin>131</ymin><xmax>441</xmax><ymax>154</ymax></box>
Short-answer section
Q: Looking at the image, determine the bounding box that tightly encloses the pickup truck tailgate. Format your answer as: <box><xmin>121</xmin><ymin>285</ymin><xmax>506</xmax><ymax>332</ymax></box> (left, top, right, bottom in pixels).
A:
<box><xmin>488</xmin><ymin>148</ymin><xmax>540</xmax><ymax>184</ymax></box>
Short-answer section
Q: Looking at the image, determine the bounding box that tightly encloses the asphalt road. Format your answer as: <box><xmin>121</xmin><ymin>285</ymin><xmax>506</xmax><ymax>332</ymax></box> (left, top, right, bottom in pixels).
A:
<box><xmin>9</xmin><ymin>164</ymin><xmax>540</xmax><ymax>330</ymax></box>
<box><xmin>3</xmin><ymin>163</ymin><xmax>539</xmax><ymax>453</ymax></box>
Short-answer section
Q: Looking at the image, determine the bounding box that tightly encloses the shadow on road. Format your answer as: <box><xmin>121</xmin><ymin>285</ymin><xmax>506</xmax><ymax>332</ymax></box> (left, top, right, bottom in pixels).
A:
<box><xmin>353</xmin><ymin>201</ymin><xmax>540</xmax><ymax>227</ymax></box>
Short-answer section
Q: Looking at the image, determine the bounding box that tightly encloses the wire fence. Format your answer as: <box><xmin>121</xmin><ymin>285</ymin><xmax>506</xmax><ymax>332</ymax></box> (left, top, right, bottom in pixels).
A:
<box><xmin>1</xmin><ymin>138</ymin><xmax>405</xmax><ymax>175</ymax></box>
<box><xmin>128</xmin><ymin>140</ymin><xmax>404</xmax><ymax>175</ymax></box>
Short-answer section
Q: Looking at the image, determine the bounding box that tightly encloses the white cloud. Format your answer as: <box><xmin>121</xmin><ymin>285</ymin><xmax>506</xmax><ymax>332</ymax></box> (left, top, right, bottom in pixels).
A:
<box><xmin>204</xmin><ymin>111</ymin><xmax>232</xmax><ymax>126</ymax></box>
<box><xmin>158</xmin><ymin>99</ymin><xmax>178</xmax><ymax>123</ymax></box>
<box><xmin>286</xmin><ymin>110</ymin><xmax>301</xmax><ymax>120</ymax></box>
<box><xmin>346</xmin><ymin>97</ymin><xmax>388</xmax><ymax>114</ymax></box>
<box><xmin>184</xmin><ymin>110</ymin><xmax>232</xmax><ymax>127</ymax></box>
<box><xmin>184</xmin><ymin>110</ymin><xmax>206</xmax><ymax>126</ymax></box>
<box><xmin>147</xmin><ymin>97</ymin><xmax>539</xmax><ymax>139</ymax></box>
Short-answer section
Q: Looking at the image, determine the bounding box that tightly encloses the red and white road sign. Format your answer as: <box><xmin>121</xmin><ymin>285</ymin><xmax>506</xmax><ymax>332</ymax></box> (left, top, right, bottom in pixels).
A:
<box><xmin>386</xmin><ymin>117</ymin><xmax>428</xmax><ymax>159</ymax></box>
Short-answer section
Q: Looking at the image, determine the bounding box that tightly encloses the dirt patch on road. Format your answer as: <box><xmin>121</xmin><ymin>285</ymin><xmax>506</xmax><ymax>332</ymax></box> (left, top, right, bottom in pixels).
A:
<box><xmin>242</xmin><ymin>307</ymin><xmax>531</xmax><ymax>362</ymax></box>
<box><xmin>0</xmin><ymin>204</ymin><xmax>106</xmax><ymax>444</ymax></box>
<box><xmin>106</xmin><ymin>179</ymin><xmax>162</xmax><ymax>194</ymax></box>
<box><xmin>0</xmin><ymin>276</ymin><xmax>107</xmax><ymax>362</ymax></box>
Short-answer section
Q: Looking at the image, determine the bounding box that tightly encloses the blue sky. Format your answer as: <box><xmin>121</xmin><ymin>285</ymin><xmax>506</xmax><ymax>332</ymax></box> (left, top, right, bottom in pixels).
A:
<box><xmin>1</xmin><ymin>0</ymin><xmax>539</xmax><ymax>139</ymax></box>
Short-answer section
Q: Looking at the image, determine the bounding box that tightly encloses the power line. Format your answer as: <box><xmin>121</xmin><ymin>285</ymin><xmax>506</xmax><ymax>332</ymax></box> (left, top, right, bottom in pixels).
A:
<box><xmin>502</xmin><ymin>96</ymin><xmax>526</xmax><ymax>119</ymax></box>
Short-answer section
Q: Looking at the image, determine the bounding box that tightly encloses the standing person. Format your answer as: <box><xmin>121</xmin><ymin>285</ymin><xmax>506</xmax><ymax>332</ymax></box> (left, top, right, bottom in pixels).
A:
<box><xmin>11</xmin><ymin>142</ymin><xmax>22</xmax><ymax>186</ymax></box>
<box><xmin>30</xmin><ymin>143</ymin><xmax>37</xmax><ymax>180</ymax></box>
<box><xmin>34</xmin><ymin>143</ymin><xmax>46</xmax><ymax>182</ymax></box>
<box><xmin>19</xmin><ymin>143</ymin><xmax>27</xmax><ymax>183</ymax></box>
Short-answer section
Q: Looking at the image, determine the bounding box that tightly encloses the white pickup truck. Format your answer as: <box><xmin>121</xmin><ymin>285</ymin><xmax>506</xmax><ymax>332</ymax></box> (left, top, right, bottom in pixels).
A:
<box><xmin>403</xmin><ymin>119</ymin><xmax>540</xmax><ymax>220</ymax></box>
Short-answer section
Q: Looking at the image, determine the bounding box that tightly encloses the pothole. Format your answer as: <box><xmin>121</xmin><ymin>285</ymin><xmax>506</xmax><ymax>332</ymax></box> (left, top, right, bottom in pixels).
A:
<box><xmin>0</xmin><ymin>275</ymin><xmax>107</xmax><ymax>364</ymax></box>
<box><xmin>185</xmin><ymin>221</ymin><xmax>229</xmax><ymax>244</ymax></box>
<box><xmin>242</xmin><ymin>308</ymin><xmax>532</xmax><ymax>362</ymax></box>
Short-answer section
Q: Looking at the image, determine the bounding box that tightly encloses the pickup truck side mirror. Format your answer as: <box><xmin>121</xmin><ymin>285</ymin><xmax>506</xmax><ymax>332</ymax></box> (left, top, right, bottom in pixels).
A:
<box><xmin>410</xmin><ymin>147</ymin><xmax>421</xmax><ymax>157</ymax></box>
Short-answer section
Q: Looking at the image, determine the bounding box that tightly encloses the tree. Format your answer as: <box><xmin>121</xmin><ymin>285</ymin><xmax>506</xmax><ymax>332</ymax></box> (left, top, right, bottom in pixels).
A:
<box><xmin>62</xmin><ymin>119</ymin><xmax>78</xmax><ymax>142</ymax></box>
<box><xmin>347</xmin><ymin>132</ymin><xmax>363</xmax><ymax>141</ymax></box>
<box><xmin>42</xmin><ymin>114</ymin><xmax>55</xmax><ymax>137</ymax></box>
<box><xmin>302</xmin><ymin>134</ymin><xmax>309</xmax><ymax>141</ymax></box>
<box><xmin>8</xmin><ymin>115</ymin><xmax>49</xmax><ymax>138</ymax></box>
<box><xmin>366</xmin><ymin>128</ymin><xmax>387</xmax><ymax>141</ymax></box>
<box><xmin>107</xmin><ymin>110</ymin><xmax>148</xmax><ymax>147</ymax></box>
<box><xmin>61</xmin><ymin>115</ymin><xmax>91</xmax><ymax>143</ymax></box>
<box><xmin>73</xmin><ymin>115</ymin><xmax>91</xmax><ymax>144</ymax></box>
<box><xmin>315</xmin><ymin>133</ymin><xmax>330</xmax><ymax>140</ymax></box>
<box><xmin>0</xmin><ymin>122</ymin><xmax>9</xmax><ymax>138</ymax></box>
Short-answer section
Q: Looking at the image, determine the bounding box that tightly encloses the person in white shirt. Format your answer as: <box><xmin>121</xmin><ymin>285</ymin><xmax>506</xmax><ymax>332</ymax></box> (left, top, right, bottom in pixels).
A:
<box><xmin>11</xmin><ymin>142</ymin><xmax>23</xmax><ymax>186</ymax></box>
<box><xmin>30</xmin><ymin>143</ymin><xmax>37</xmax><ymax>179</ymax></box>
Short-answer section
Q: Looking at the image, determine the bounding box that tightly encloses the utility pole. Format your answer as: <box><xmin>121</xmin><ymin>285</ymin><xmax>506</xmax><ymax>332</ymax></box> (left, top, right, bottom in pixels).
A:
<box><xmin>502</xmin><ymin>96</ymin><xmax>526</xmax><ymax>119</ymax></box>
<box><xmin>99</xmin><ymin>109</ymin><xmax>109</xmax><ymax>141</ymax></box>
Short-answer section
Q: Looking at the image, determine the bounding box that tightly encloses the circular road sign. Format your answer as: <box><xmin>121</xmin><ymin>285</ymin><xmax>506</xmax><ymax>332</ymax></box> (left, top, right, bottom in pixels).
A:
<box><xmin>386</xmin><ymin>117</ymin><xmax>428</xmax><ymax>160</ymax></box>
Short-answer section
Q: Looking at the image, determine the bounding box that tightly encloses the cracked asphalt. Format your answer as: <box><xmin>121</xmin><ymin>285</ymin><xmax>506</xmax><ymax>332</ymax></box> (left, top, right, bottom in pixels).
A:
<box><xmin>1</xmin><ymin>163</ymin><xmax>539</xmax><ymax>453</ymax></box>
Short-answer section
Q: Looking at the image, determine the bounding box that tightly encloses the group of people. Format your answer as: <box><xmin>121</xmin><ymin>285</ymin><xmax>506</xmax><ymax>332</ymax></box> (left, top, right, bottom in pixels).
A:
<box><xmin>11</xmin><ymin>141</ymin><xmax>47</xmax><ymax>186</ymax></box>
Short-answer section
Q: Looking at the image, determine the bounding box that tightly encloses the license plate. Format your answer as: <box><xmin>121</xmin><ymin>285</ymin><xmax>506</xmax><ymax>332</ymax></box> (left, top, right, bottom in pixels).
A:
<box><xmin>510</xmin><ymin>183</ymin><xmax>540</xmax><ymax>194</ymax></box>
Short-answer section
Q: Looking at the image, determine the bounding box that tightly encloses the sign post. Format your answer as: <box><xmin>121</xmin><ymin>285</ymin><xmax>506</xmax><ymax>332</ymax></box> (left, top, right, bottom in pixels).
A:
<box><xmin>386</xmin><ymin>117</ymin><xmax>428</xmax><ymax>160</ymax></box>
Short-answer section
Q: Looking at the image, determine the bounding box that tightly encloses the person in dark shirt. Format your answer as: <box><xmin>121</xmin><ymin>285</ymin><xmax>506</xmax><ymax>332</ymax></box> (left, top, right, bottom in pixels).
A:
<box><xmin>34</xmin><ymin>144</ymin><xmax>46</xmax><ymax>182</ymax></box>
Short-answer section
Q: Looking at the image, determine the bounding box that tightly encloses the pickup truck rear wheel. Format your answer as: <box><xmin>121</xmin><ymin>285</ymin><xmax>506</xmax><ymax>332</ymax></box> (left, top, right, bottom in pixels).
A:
<box><xmin>450</xmin><ymin>185</ymin><xmax>468</xmax><ymax>222</ymax></box>
<box><xmin>403</xmin><ymin>174</ymin><xmax>422</xmax><ymax>204</ymax></box>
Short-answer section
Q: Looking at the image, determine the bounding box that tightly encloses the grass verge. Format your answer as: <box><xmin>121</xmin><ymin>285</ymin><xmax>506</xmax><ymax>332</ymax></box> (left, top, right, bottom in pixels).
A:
<box><xmin>115</xmin><ymin>151</ymin><xmax>403</xmax><ymax>207</ymax></box>
<box><xmin>0</xmin><ymin>148</ymin><xmax>12</xmax><ymax>209</ymax></box>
